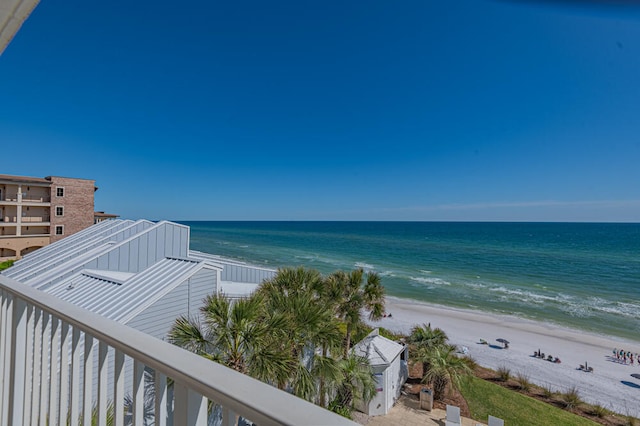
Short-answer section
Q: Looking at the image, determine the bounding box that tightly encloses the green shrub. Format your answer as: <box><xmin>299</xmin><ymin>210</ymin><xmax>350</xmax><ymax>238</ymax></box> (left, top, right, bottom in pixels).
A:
<box><xmin>561</xmin><ymin>387</ymin><xmax>582</xmax><ymax>410</ymax></box>
<box><xmin>496</xmin><ymin>366</ymin><xmax>511</xmax><ymax>382</ymax></box>
<box><xmin>515</xmin><ymin>372</ymin><xmax>532</xmax><ymax>392</ymax></box>
<box><xmin>463</xmin><ymin>355</ymin><xmax>478</xmax><ymax>370</ymax></box>
<box><xmin>589</xmin><ymin>404</ymin><xmax>608</xmax><ymax>418</ymax></box>
<box><xmin>542</xmin><ymin>385</ymin><xmax>556</xmax><ymax>398</ymax></box>
<box><xmin>0</xmin><ymin>259</ymin><xmax>15</xmax><ymax>271</ymax></box>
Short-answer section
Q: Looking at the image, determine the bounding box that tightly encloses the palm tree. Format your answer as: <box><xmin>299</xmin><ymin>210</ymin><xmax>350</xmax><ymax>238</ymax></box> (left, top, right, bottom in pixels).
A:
<box><xmin>168</xmin><ymin>292</ymin><xmax>293</xmax><ymax>385</ymax></box>
<box><xmin>326</xmin><ymin>268</ymin><xmax>385</xmax><ymax>357</ymax></box>
<box><xmin>409</xmin><ymin>323</ymin><xmax>448</xmax><ymax>348</ymax></box>
<box><xmin>420</xmin><ymin>345</ymin><xmax>472</xmax><ymax>401</ymax></box>
<box><xmin>409</xmin><ymin>323</ymin><xmax>449</xmax><ymax>376</ymax></box>
<box><xmin>328</xmin><ymin>353</ymin><xmax>376</xmax><ymax>419</ymax></box>
<box><xmin>258</xmin><ymin>266</ymin><xmax>324</xmax><ymax>300</ymax></box>
<box><xmin>258</xmin><ymin>267</ymin><xmax>343</xmax><ymax>402</ymax></box>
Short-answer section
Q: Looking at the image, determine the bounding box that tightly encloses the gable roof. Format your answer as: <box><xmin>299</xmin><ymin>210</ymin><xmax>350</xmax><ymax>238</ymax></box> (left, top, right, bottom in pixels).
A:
<box><xmin>352</xmin><ymin>329</ymin><xmax>405</xmax><ymax>367</ymax></box>
<box><xmin>2</xmin><ymin>219</ymin><xmax>278</xmax><ymax>325</ymax></box>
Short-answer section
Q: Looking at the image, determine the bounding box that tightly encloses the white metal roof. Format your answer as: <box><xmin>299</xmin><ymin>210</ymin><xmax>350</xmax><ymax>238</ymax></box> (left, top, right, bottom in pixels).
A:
<box><xmin>46</xmin><ymin>257</ymin><xmax>217</xmax><ymax>323</ymax></box>
<box><xmin>189</xmin><ymin>250</ymin><xmax>277</xmax><ymax>273</ymax></box>
<box><xmin>352</xmin><ymin>329</ymin><xmax>405</xmax><ymax>367</ymax></box>
<box><xmin>5</xmin><ymin>219</ymin><xmax>145</xmax><ymax>280</ymax></box>
<box><xmin>3</xmin><ymin>219</ymin><xmax>276</xmax><ymax>324</ymax></box>
<box><xmin>4</xmin><ymin>219</ymin><xmax>187</xmax><ymax>288</ymax></box>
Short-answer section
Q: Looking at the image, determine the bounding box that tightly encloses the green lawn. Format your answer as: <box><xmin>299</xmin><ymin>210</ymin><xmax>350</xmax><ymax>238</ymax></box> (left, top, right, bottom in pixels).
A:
<box><xmin>459</xmin><ymin>376</ymin><xmax>599</xmax><ymax>426</ymax></box>
<box><xmin>0</xmin><ymin>259</ymin><xmax>14</xmax><ymax>271</ymax></box>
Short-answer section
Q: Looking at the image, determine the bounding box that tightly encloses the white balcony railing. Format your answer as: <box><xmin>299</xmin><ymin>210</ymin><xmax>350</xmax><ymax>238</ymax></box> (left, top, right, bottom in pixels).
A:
<box><xmin>0</xmin><ymin>275</ymin><xmax>356</xmax><ymax>426</ymax></box>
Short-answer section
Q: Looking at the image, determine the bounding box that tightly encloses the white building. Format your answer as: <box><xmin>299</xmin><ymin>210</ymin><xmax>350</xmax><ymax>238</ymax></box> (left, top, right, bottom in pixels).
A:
<box><xmin>2</xmin><ymin>219</ymin><xmax>276</xmax><ymax>341</ymax></box>
<box><xmin>352</xmin><ymin>329</ymin><xmax>408</xmax><ymax>416</ymax></box>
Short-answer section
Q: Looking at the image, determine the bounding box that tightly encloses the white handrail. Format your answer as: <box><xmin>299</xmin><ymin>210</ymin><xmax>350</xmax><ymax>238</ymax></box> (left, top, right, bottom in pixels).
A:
<box><xmin>0</xmin><ymin>275</ymin><xmax>356</xmax><ymax>426</ymax></box>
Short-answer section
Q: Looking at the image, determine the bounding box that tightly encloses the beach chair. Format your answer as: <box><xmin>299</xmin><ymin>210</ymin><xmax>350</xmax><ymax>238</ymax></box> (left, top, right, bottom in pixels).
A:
<box><xmin>488</xmin><ymin>415</ymin><xmax>505</xmax><ymax>426</ymax></box>
<box><xmin>445</xmin><ymin>404</ymin><xmax>461</xmax><ymax>426</ymax></box>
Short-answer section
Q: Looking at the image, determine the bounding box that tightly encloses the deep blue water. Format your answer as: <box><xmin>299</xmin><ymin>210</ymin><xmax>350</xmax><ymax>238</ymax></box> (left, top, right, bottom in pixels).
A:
<box><xmin>180</xmin><ymin>221</ymin><xmax>640</xmax><ymax>342</ymax></box>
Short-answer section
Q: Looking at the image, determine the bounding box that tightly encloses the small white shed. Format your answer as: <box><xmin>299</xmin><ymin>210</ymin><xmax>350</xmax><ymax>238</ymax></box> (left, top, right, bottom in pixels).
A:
<box><xmin>352</xmin><ymin>329</ymin><xmax>408</xmax><ymax>416</ymax></box>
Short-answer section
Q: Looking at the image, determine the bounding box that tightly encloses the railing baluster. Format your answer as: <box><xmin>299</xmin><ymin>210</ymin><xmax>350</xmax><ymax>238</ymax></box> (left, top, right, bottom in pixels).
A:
<box><xmin>49</xmin><ymin>316</ymin><xmax>60</xmax><ymax>425</ymax></box>
<box><xmin>132</xmin><ymin>360</ymin><xmax>144</xmax><ymax>426</ymax></box>
<box><xmin>222</xmin><ymin>406</ymin><xmax>237</xmax><ymax>426</ymax></box>
<box><xmin>23</xmin><ymin>304</ymin><xmax>35</xmax><ymax>425</ymax></box>
<box><xmin>82</xmin><ymin>334</ymin><xmax>94</xmax><ymax>426</ymax></box>
<box><xmin>38</xmin><ymin>312</ymin><xmax>51</xmax><ymax>426</ymax></box>
<box><xmin>98</xmin><ymin>341</ymin><xmax>108</xmax><ymax>426</ymax></box>
<box><xmin>113</xmin><ymin>349</ymin><xmax>124</xmax><ymax>426</ymax></box>
<box><xmin>70</xmin><ymin>327</ymin><xmax>81</xmax><ymax>426</ymax></box>
<box><xmin>155</xmin><ymin>371</ymin><xmax>167</xmax><ymax>426</ymax></box>
<box><xmin>0</xmin><ymin>290</ymin><xmax>8</xmax><ymax>423</ymax></box>
<box><xmin>59</xmin><ymin>321</ymin><xmax>70</xmax><ymax>424</ymax></box>
<box><xmin>30</xmin><ymin>308</ymin><xmax>43</xmax><ymax>426</ymax></box>
<box><xmin>0</xmin><ymin>276</ymin><xmax>358</xmax><ymax>426</ymax></box>
<box><xmin>9</xmin><ymin>297</ymin><xmax>28</xmax><ymax>424</ymax></box>
<box><xmin>174</xmin><ymin>383</ymin><xmax>207</xmax><ymax>426</ymax></box>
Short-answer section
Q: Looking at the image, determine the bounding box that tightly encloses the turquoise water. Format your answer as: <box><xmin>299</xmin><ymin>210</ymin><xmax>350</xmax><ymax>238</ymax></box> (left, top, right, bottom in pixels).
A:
<box><xmin>180</xmin><ymin>221</ymin><xmax>640</xmax><ymax>342</ymax></box>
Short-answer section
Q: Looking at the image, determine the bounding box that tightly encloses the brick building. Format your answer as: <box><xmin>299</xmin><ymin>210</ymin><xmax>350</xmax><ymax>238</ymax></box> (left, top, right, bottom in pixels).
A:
<box><xmin>0</xmin><ymin>174</ymin><xmax>97</xmax><ymax>259</ymax></box>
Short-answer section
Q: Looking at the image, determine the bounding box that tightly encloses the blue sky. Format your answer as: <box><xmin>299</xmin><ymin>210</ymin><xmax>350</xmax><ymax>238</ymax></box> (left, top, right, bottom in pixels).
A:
<box><xmin>1</xmin><ymin>1</ymin><xmax>639</xmax><ymax>221</ymax></box>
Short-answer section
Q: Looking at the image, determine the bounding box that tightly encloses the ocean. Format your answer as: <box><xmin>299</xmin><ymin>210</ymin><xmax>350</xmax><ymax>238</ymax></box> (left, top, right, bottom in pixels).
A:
<box><xmin>180</xmin><ymin>221</ymin><xmax>640</xmax><ymax>343</ymax></box>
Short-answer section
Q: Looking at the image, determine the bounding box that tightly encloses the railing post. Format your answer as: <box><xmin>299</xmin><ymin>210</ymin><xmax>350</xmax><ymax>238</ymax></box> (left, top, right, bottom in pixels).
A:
<box><xmin>8</xmin><ymin>297</ymin><xmax>28</xmax><ymax>425</ymax></box>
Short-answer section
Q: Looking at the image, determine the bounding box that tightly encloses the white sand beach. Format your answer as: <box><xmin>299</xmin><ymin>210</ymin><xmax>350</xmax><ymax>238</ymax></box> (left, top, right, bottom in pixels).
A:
<box><xmin>374</xmin><ymin>297</ymin><xmax>640</xmax><ymax>418</ymax></box>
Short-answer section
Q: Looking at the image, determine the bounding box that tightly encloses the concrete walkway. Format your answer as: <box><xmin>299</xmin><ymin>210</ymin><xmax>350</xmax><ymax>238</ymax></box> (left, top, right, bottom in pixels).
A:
<box><xmin>360</xmin><ymin>397</ymin><xmax>486</xmax><ymax>426</ymax></box>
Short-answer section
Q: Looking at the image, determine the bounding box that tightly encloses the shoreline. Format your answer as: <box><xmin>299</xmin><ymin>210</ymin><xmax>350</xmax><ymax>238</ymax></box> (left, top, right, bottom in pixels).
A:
<box><xmin>372</xmin><ymin>296</ymin><xmax>640</xmax><ymax>418</ymax></box>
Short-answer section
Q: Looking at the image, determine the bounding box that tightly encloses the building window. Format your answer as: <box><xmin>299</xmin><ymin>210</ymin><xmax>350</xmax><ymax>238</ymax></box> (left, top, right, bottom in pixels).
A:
<box><xmin>55</xmin><ymin>206</ymin><xmax>64</xmax><ymax>216</ymax></box>
<box><xmin>56</xmin><ymin>187</ymin><xmax>64</xmax><ymax>197</ymax></box>
<box><xmin>55</xmin><ymin>225</ymin><xmax>64</xmax><ymax>235</ymax></box>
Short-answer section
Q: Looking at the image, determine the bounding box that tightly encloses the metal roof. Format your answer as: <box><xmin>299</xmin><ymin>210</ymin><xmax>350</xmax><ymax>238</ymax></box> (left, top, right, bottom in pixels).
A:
<box><xmin>5</xmin><ymin>220</ymin><xmax>188</xmax><ymax>289</ymax></box>
<box><xmin>352</xmin><ymin>329</ymin><xmax>405</xmax><ymax>367</ymax></box>
<box><xmin>46</xmin><ymin>257</ymin><xmax>215</xmax><ymax>323</ymax></box>
<box><xmin>189</xmin><ymin>250</ymin><xmax>277</xmax><ymax>273</ymax></box>
<box><xmin>4</xmin><ymin>219</ymin><xmax>276</xmax><ymax>323</ymax></box>
<box><xmin>5</xmin><ymin>219</ymin><xmax>145</xmax><ymax>281</ymax></box>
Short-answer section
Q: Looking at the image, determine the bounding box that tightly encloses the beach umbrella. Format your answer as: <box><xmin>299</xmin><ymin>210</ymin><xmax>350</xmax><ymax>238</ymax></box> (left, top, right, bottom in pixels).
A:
<box><xmin>631</xmin><ymin>373</ymin><xmax>640</xmax><ymax>380</ymax></box>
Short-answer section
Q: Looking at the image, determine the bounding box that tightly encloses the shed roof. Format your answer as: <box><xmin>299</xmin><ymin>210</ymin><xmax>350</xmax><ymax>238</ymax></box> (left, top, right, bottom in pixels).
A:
<box><xmin>352</xmin><ymin>329</ymin><xmax>405</xmax><ymax>367</ymax></box>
